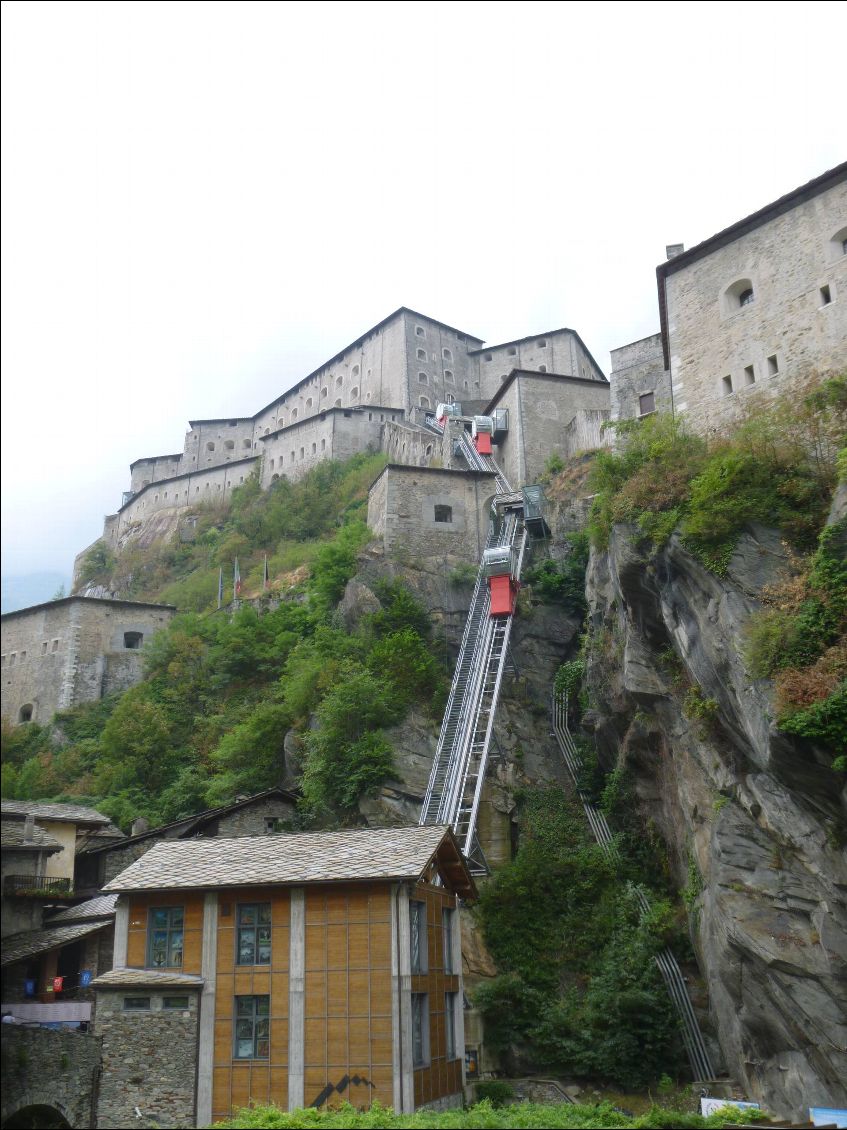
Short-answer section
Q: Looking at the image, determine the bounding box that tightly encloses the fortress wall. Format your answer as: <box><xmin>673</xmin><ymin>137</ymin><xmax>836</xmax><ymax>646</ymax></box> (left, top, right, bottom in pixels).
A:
<box><xmin>472</xmin><ymin>328</ymin><xmax>605</xmax><ymax>403</ymax></box>
<box><xmin>182</xmin><ymin>419</ymin><xmax>256</xmax><ymax>471</ymax></box>
<box><xmin>260</xmin><ymin>408</ymin><xmax>401</xmax><ymax>487</ymax></box>
<box><xmin>490</xmin><ymin>372</ymin><xmax>611</xmax><ymax>488</ymax></box>
<box><xmin>113</xmin><ymin>460</ymin><xmax>258</xmax><ymax>542</ymax></box>
<box><xmin>367</xmin><ymin>465</ymin><xmax>496</xmax><ymax>563</ymax></box>
<box><xmin>401</xmin><ymin>311</ymin><xmax>482</xmax><ymax>416</ymax></box>
<box><xmin>383</xmin><ymin>420</ymin><xmax>445</xmax><ymax>469</ymax></box>
<box><xmin>610</xmin><ymin>333</ymin><xmax>670</xmax><ymax>421</ymax></box>
<box><xmin>252</xmin><ymin>314</ymin><xmax>409</xmax><ymax>438</ymax></box>
<box><xmin>1</xmin><ymin>598</ymin><xmax>175</xmax><ymax>725</ymax></box>
<box><xmin>664</xmin><ymin>179</ymin><xmax>847</xmax><ymax>434</ymax></box>
<box><xmin>562</xmin><ymin>408</ymin><xmax>613</xmax><ymax>456</ymax></box>
<box><xmin>129</xmin><ymin>454</ymin><xmax>185</xmax><ymax>492</ymax></box>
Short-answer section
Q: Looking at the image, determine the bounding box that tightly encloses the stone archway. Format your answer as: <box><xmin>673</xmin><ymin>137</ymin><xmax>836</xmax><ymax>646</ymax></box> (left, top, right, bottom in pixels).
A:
<box><xmin>2</xmin><ymin>1105</ymin><xmax>71</xmax><ymax>1129</ymax></box>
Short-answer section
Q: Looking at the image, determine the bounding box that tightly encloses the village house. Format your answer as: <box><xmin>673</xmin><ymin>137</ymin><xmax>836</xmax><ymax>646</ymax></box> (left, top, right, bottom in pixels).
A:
<box><xmin>92</xmin><ymin>824</ymin><xmax>475</xmax><ymax>1127</ymax></box>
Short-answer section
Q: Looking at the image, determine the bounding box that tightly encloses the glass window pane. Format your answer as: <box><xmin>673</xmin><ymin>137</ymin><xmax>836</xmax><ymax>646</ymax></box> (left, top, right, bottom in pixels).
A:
<box><xmin>236</xmin><ymin>1018</ymin><xmax>253</xmax><ymax>1038</ymax></box>
<box><xmin>257</xmin><ymin>943</ymin><xmax>271</xmax><ymax>964</ymax></box>
<box><xmin>255</xmin><ymin>1018</ymin><xmax>269</xmax><ymax>1038</ymax></box>
<box><xmin>236</xmin><ymin>998</ymin><xmax>253</xmax><ymax>1016</ymax></box>
<box><xmin>238</xmin><ymin>936</ymin><xmax>255</xmax><ymax>964</ymax></box>
<box><xmin>256</xmin><ymin>996</ymin><xmax>269</xmax><ymax>1016</ymax></box>
<box><xmin>239</xmin><ymin>906</ymin><xmax>257</xmax><ymax>926</ymax></box>
<box><xmin>151</xmin><ymin>909</ymin><xmax>169</xmax><ymax>928</ymax></box>
<box><xmin>256</xmin><ymin>1038</ymin><xmax>269</xmax><ymax>1058</ymax></box>
<box><xmin>169</xmin><ymin>908</ymin><xmax>184</xmax><ymax>927</ymax></box>
<box><xmin>258</xmin><ymin>905</ymin><xmax>271</xmax><ymax>924</ymax></box>
<box><xmin>236</xmin><ymin>1037</ymin><xmax>253</xmax><ymax>1058</ymax></box>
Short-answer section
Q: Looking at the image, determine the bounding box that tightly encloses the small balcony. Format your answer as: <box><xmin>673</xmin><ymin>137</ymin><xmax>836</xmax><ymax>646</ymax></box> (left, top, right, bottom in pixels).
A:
<box><xmin>4</xmin><ymin>874</ymin><xmax>73</xmax><ymax>898</ymax></box>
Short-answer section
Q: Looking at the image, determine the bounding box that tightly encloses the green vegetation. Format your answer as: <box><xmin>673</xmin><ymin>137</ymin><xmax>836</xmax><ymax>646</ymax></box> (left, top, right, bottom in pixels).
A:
<box><xmin>473</xmin><ymin>788</ymin><xmax>683</xmax><ymax>1089</ymax></box>
<box><xmin>209</xmin><ymin>1099</ymin><xmax>763</xmax><ymax>1129</ymax></box>
<box><xmin>1</xmin><ymin>454</ymin><xmax>445</xmax><ymax>826</ymax></box>
<box><xmin>523</xmin><ymin>532</ymin><xmax>589</xmax><ymax>615</ymax></box>
<box><xmin>744</xmin><ymin>517</ymin><xmax>847</xmax><ymax>750</ymax></box>
<box><xmin>587</xmin><ymin>374</ymin><xmax>845</xmax><ymax>573</ymax></box>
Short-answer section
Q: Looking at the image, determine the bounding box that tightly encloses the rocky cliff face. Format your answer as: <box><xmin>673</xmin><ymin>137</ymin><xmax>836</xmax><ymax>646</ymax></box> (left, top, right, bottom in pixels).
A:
<box><xmin>584</xmin><ymin>522</ymin><xmax>847</xmax><ymax>1118</ymax></box>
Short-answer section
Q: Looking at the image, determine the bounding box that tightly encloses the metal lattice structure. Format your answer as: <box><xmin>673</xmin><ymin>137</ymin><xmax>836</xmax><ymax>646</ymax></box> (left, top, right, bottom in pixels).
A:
<box><xmin>419</xmin><ymin>439</ymin><xmax>524</xmax><ymax>874</ymax></box>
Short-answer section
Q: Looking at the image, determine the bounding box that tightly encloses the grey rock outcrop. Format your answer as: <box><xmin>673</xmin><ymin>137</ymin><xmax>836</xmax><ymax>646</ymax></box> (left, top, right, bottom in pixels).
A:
<box><xmin>585</xmin><ymin>524</ymin><xmax>847</xmax><ymax>1118</ymax></box>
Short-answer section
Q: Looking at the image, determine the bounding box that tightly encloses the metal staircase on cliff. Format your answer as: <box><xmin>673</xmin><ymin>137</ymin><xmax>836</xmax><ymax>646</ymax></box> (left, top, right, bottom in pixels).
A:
<box><xmin>419</xmin><ymin>446</ymin><xmax>525</xmax><ymax>874</ymax></box>
<box><xmin>551</xmin><ymin>690</ymin><xmax>716</xmax><ymax>1081</ymax></box>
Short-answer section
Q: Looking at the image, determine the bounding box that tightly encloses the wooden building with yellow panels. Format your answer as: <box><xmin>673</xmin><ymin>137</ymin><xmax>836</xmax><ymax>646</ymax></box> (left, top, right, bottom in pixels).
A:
<box><xmin>92</xmin><ymin>825</ymin><xmax>475</xmax><ymax>1128</ymax></box>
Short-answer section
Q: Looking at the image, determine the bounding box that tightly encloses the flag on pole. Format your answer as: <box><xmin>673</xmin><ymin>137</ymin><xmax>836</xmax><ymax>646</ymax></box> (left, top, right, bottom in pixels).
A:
<box><xmin>217</xmin><ymin>567</ymin><xmax>224</xmax><ymax>609</ymax></box>
<box><xmin>263</xmin><ymin>554</ymin><xmax>269</xmax><ymax>591</ymax></box>
<box><xmin>234</xmin><ymin>557</ymin><xmax>242</xmax><ymax>598</ymax></box>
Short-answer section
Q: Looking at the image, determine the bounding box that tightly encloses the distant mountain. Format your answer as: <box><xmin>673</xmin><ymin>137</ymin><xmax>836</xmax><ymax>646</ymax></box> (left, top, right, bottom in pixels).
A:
<box><xmin>1</xmin><ymin>572</ymin><xmax>72</xmax><ymax>613</ymax></box>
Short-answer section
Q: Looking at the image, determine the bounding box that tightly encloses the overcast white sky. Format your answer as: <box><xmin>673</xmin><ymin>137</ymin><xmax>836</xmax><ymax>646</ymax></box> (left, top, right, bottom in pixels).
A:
<box><xmin>1</xmin><ymin>1</ymin><xmax>844</xmax><ymax>579</ymax></box>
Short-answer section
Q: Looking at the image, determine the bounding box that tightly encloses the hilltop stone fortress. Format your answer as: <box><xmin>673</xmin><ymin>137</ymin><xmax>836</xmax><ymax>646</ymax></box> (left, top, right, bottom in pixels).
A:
<box><xmin>3</xmin><ymin>162</ymin><xmax>846</xmax><ymax>728</ymax></box>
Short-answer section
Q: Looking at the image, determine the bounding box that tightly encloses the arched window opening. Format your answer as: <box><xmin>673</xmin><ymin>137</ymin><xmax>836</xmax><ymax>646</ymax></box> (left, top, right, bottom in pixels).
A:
<box><xmin>19</xmin><ymin>704</ymin><xmax>34</xmax><ymax>723</ymax></box>
<box><xmin>351</xmin><ymin>364</ymin><xmax>360</xmax><ymax>378</ymax></box>
<box><xmin>442</xmin><ymin>347</ymin><xmax>453</xmax><ymax>362</ymax></box>
<box><xmin>206</xmin><ymin>441</ymin><xmax>216</xmax><ymax>451</ymax></box>
<box><xmin>291</xmin><ymin>408</ymin><xmax>298</xmax><ymax>420</ymax></box>
<box><xmin>723</xmin><ymin>278</ymin><xmax>755</xmax><ymax>314</ymax></box>
<box><xmin>350</xmin><ymin>386</ymin><xmax>359</xmax><ymax>398</ymax></box>
<box><xmin>444</xmin><ymin>369</ymin><xmax>454</xmax><ymax>382</ymax></box>
<box><xmin>419</xmin><ymin>372</ymin><xmax>428</xmax><ymax>383</ymax></box>
<box><xmin>336</xmin><ymin>375</ymin><xmax>343</xmax><ymax>387</ymax></box>
<box><xmin>306</xmin><ymin>397</ymin><xmax>313</xmax><ymax>409</ymax></box>
<box><xmin>335</xmin><ymin>398</ymin><xmax>342</xmax><ymax>407</ymax></box>
<box><xmin>224</xmin><ymin>439</ymin><xmax>235</xmax><ymax>450</ymax></box>
<box><xmin>420</xmin><ymin>396</ymin><xmax>431</xmax><ymax>408</ymax></box>
<box><xmin>417</xmin><ymin>348</ymin><xmax>427</xmax><ymax>361</ymax></box>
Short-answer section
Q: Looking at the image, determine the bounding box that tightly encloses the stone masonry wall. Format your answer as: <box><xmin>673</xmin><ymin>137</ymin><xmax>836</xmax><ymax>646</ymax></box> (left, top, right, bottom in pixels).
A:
<box><xmin>110</xmin><ymin>458</ymin><xmax>259</xmax><ymax>545</ymax></box>
<box><xmin>0</xmin><ymin>1026</ymin><xmax>101</xmax><ymax>1130</ymax></box>
<box><xmin>402</xmin><ymin>311</ymin><xmax>482</xmax><ymax>414</ymax></box>
<box><xmin>665</xmin><ymin>179</ymin><xmax>847</xmax><ymax>434</ymax></box>
<box><xmin>1</xmin><ymin>598</ymin><xmax>174</xmax><ymax>726</ymax></box>
<box><xmin>473</xmin><ymin>329</ymin><xmax>606</xmax><ymax>403</ymax></box>
<box><xmin>488</xmin><ymin>373</ymin><xmax>611</xmax><ymax>488</ymax></box>
<box><xmin>609</xmin><ymin>333</ymin><xmax>671</xmax><ymax>421</ymax></box>
<box><xmin>367</xmin><ymin>465</ymin><xmax>496</xmax><ymax>563</ymax></box>
<box><xmin>95</xmin><ymin>989</ymin><xmax>199</xmax><ymax>1129</ymax></box>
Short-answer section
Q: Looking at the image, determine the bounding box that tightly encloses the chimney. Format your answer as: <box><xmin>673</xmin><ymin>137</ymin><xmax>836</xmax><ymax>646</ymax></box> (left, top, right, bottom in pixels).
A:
<box><xmin>23</xmin><ymin>814</ymin><xmax>35</xmax><ymax>843</ymax></box>
<box><xmin>665</xmin><ymin>243</ymin><xmax>685</xmax><ymax>260</ymax></box>
<box><xmin>131</xmin><ymin>817</ymin><xmax>149</xmax><ymax>836</ymax></box>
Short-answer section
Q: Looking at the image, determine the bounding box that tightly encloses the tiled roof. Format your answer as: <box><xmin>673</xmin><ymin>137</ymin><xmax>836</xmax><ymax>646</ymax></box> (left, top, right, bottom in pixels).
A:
<box><xmin>1</xmin><ymin>921</ymin><xmax>111</xmax><ymax>967</ymax></box>
<box><xmin>46</xmin><ymin>894</ymin><xmax>118</xmax><ymax>924</ymax></box>
<box><xmin>105</xmin><ymin>824</ymin><xmax>473</xmax><ymax>896</ymax></box>
<box><xmin>91</xmin><ymin>969</ymin><xmax>204</xmax><ymax>988</ymax></box>
<box><xmin>1</xmin><ymin>819</ymin><xmax>63</xmax><ymax>851</ymax></box>
<box><xmin>1</xmin><ymin>801</ymin><xmax>112</xmax><ymax>826</ymax></box>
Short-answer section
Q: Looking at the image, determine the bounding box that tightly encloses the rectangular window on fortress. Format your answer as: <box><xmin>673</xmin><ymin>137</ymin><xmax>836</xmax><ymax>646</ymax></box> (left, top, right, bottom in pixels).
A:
<box><xmin>767</xmin><ymin>355</ymin><xmax>779</xmax><ymax>377</ymax></box>
<box><xmin>434</xmin><ymin>505</ymin><xmax>453</xmax><ymax>524</ymax></box>
<box><xmin>638</xmin><ymin>392</ymin><xmax>655</xmax><ymax>417</ymax></box>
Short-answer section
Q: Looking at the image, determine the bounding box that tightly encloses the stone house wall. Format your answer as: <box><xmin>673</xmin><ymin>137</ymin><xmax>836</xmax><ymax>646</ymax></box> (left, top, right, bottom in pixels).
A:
<box><xmin>609</xmin><ymin>333</ymin><xmax>671</xmax><ymax>422</ymax></box>
<box><xmin>472</xmin><ymin>329</ymin><xmax>606</xmax><ymax>403</ymax></box>
<box><xmin>0</xmin><ymin>1026</ymin><xmax>102</xmax><ymax>1130</ymax></box>
<box><xmin>95</xmin><ymin>988</ymin><xmax>199</xmax><ymax>1130</ymax></box>
<box><xmin>1</xmin><ymin>598</ymin><xmax>175</xmax><ymax>726</ymax></box>
<box><xmin>662</xmin><ymin>177</ymin><xmax>847</xmax><ymax>434</ymax></box>
<box><xmin>367</xmin><ymin>465</ymin><xmax>496</xmax><ymax>562</ymax></box>
<box><xmin>486</xmin><ymin>372</ymin><xmax>611</xmax><ymax>488</ymax></box>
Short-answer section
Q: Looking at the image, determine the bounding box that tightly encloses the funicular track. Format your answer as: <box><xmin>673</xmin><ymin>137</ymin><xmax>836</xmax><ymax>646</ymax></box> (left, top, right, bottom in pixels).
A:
<box><xmin>552</xmin><ymin>691</ymin><xmax>716</xmax><ymax>1081</ymax></box>
<box><xmin>419</xmin><ymin>437</ymin><xmax>524</xmax><ymax>873</ymax></box>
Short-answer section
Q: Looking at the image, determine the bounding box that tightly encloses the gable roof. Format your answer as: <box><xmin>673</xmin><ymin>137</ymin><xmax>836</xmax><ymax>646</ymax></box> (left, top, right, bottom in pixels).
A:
<box><xmin>1</xmin><ymin>819</ymin><xmax>63</xmax><ymax>852</ymax></box>
<box><xmin>1</xmin><ymin>800</ymin><xmax>112</xmax><ymax>827</ymax></box>
<box><xmin>483</xmin><ymin>368</ymin><xmax>611</xmax><ymax>413</ymax></box>
<box><xmin>1</xmin><ymin>921</ymin><xmax>113</xmax><ymax>967</ymax></box>
<box><xmin>105</xmin><ymin>824</ymin><xmax>475</xmax><ymax>899</ymax></box>
<box><xmin>81</xmin><ymin>786</ymin><xmax>300</xmax><ymax>856</ymax></box>
<box><xmin>46</xmin><ymin>893</ymin><xmax>119</xmax><ymax>924</ymax></box>
<box><xmin>0</xmin><ymin>596</ymin><xmax>176</xmax><ymax>623</ymax></box>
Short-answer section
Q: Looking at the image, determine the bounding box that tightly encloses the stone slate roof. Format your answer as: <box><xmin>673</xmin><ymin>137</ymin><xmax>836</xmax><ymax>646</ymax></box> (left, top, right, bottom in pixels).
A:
<box><xmin>105</xmin><ymin>824</ymin><xmax>475</xmax><ymax>898</ymax></box>
<box><xmin>81</xmin><ymin>785</ymin><xmax>300</xmax><ymax>856</ymax></box>
<box><xmin>46</xmin><ymin>893</ymin><xmax>119</xmax><ymax>924</ymax></box>
<box><xmin>1</xmin><ymin>921</ymin><xmax>112</xmax><ymax>967</ymax></box>
<box><xmin>1</xmin><ymin>800</ymin><xmax>112</xmax><ymax>826</ymax></box>
<box><xmin>0</xmin><ymin>819</ymin><xmax>63</xmax><ymax>851</ymax></box>
<box><xmin>91</xmin><ymin>969</ymin><xmax>205</xmax><ymax>988</ymax></box>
